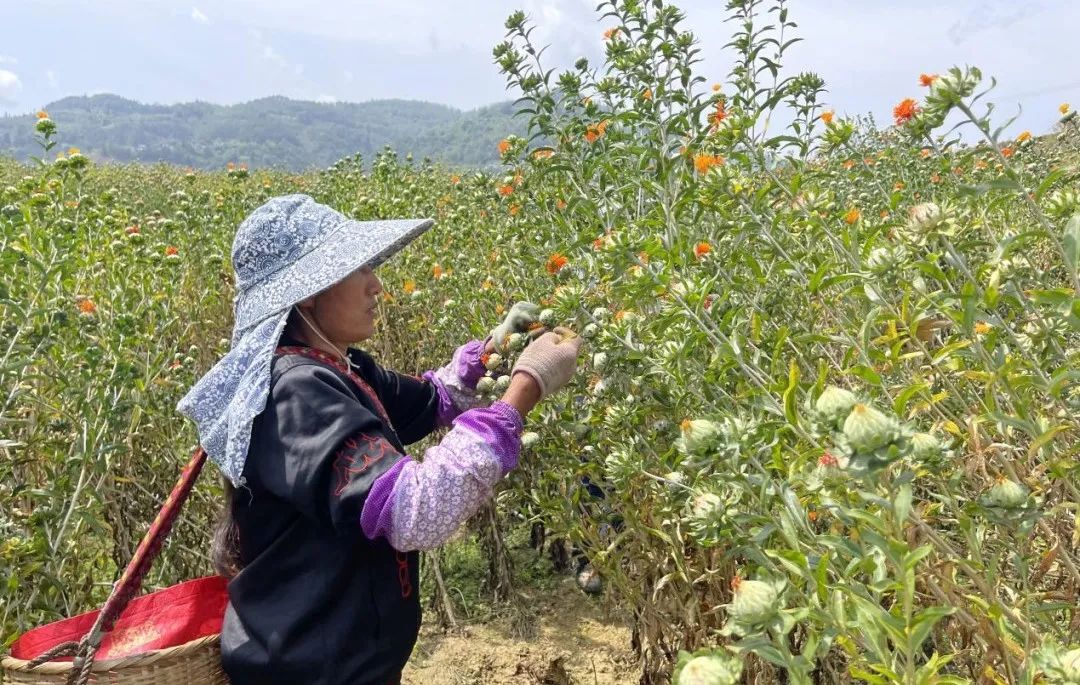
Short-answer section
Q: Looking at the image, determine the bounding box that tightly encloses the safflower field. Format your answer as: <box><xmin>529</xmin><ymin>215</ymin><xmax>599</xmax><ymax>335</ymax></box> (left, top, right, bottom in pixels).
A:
<box><xmin>3</xmin><ymin>0</ymin><xmax>1080</xmax><ymax>682</ymax></box>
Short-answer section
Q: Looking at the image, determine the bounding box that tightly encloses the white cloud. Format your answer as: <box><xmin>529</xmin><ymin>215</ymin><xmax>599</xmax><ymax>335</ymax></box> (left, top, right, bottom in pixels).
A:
<box><xmin>252</xmin><ymin>31</ymin><xmax>304</xmax><ymax>76</ymax></box>
<box><xmin>314</xmin><ymin>94</ymin><xmax>337</xmax><ymax>103</ymax></box>
<box><xmin>46</xmin><ymin>69</ymin><xmax>58</xmax><ymax>89</ymax></box>
<box><xmin>0</xmin><ymin>55</ymin><xmax>16</xmax><ymax>65</ymax></box>
<box><xmin>191</xmin><ymin>7</ymin><xmax>209</xmax><ymax>24</ymax></box>
<box><xmin>0</xmin><ymin>69</ymin><xmax>22</xmax><ymax>104</ymax></box>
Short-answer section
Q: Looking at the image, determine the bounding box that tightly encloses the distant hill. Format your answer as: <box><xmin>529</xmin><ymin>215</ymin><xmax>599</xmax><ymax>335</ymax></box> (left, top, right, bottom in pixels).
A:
<box><xmin>0</xmin><ymin>94</ymin><xmax>528</xmax><ymax>170</ymax></box>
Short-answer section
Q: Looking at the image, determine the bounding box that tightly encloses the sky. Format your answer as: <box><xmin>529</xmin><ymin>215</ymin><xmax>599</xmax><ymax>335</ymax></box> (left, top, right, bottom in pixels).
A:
<box><xmin>1</xmin><ymin>0</ymin><xmax>1078</xmax><ymax>137</ymax></box>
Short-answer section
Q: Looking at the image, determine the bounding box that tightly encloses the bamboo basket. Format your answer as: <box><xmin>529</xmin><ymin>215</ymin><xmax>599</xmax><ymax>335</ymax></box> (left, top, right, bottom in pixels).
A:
<box><xmin>2</xmin><ymin>449</ymin><xmax>229</xmax><ymax>685</ymax></box>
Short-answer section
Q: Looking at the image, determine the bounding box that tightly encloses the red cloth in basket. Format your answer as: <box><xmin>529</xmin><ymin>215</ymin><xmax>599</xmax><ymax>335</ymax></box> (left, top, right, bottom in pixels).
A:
<box><xmin>10</xmin><ymin>575</ymin><xmax>227</xmax><ymax>662</ymax></box>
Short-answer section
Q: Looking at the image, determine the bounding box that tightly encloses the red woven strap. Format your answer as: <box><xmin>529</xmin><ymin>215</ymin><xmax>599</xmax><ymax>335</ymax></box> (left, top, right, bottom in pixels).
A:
<box><xmin>96</xmin><ymin>446</ymin><xmax>208</xmax><ymax>636</ymax></box>
<box><xmin>275</xmin><ymin>345</ymin><xmax>394</xmax><ymax>427</ymax></box>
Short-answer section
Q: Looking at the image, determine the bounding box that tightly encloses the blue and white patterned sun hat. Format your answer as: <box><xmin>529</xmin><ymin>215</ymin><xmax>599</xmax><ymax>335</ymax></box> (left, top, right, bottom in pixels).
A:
<box><xmin>177</xmin><ymin>194</ymin><xmax>433</xmax><ymax>485</ymax></box>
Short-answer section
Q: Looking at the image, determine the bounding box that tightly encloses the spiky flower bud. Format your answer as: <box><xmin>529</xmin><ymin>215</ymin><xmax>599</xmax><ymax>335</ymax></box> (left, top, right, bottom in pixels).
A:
<box><xmin>843</xmin><ymin>404</ymin><xmax>900</xmax><ymax>453</ymax></box>
<box><xmin>814</xmin><ymin>385</ymin><xmax>858</xmax><ymax>430</ymax></box>
<box><xmin>984</xmin><ymin>477</ymin><xmax>1029</xmax><ymax>509</ymax></box>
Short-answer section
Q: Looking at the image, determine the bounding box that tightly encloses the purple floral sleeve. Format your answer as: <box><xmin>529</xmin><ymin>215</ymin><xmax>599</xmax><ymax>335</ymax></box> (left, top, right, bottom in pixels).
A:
<box><xmin>360</xmin><ymin>400</ymin><xmax>523</xmax><ymax>550</ymax></box>
<box><xmin>422</xmin><ymin>338</ymin><xmax>490</xmax><ymax>428</ymax></box>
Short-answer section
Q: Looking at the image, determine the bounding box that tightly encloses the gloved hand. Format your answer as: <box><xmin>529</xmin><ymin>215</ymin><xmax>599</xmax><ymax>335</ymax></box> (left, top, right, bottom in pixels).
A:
<box><xmin>489</xmin><ymin>301</ymin><xmax>540</xmax><ymax>352</ymax></box>
<box><xmin>511</xmin><ymin>327</ymin><xmax>584</xmax><ymax>399</ymax></box>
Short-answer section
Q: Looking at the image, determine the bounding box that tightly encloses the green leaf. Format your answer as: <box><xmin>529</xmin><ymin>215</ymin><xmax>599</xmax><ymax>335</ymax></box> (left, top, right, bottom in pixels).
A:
<box><xmin>1064</xmin><ymin>213</ymin><xmax>1080</xmax><ymax>281</ymax></box>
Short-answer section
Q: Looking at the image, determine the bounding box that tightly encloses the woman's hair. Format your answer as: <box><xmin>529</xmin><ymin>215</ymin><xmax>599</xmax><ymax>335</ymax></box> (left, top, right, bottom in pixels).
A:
<box><xmin>212</xmin><ymin>477</ymin><xmax>243</xmax><ymax>579</ymax></box>
<box><xmin>211</xmin><ymin>307</ymin><xmax>306</xmax><ymax>580</ymax></box>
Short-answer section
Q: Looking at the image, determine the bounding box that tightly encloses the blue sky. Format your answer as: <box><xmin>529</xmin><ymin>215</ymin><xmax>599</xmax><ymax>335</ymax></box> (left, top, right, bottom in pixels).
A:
<box><xmin>1</xmin><ymin>0</ymin><xmax>1078</xmax><ymax>136</ymax></box>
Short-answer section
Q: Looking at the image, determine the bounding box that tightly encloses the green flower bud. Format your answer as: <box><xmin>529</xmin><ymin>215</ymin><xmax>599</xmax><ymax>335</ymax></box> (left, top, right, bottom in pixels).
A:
<box><xmin>814</xmin><ymin>385</ymin><xmax>858</xmax><ymax>428</ymax></box>
<box><xmin>677</xmin><ymin>419</ymin><xmax>723</xmax><ymax>456</ymax></box>
<box><xmin>521</xmin><ymin>431</ymin><xmax>540</xmax><ymax>448</ymax></box>
<box><xmin>592</xmin><ymin>352</ymin><xmax>608</xmax><ymax>370</ymax></box>
<box><xmin>484</xmin><ymin>353</ymin><xmax>504</xmax><ymax>371</ymax></box>
<box><xmin>494</xmin><ymin>374</ymin><xmax>511</xmax><ymax>393</ymax></box>
<box><xmin>538</xmin><ymin>308</ymin><xmax>557</xmax><ymax>326</ymax></box>
<box><xmin>675</xmin><ymin>652</ymin><xmax>742</xmax><ymax>685</ymax></box>
<box><xmin>911</xmin><ymin>432</ymin><xmax>943</xmax><ymax>460</ymax></box>
<box><xmin>728</xmin><ymin>578</ymin><xmax>781</xmax><ymax>625</ymax></box>
<box><xmin>476</xmin><ymin>376</ymin><xmax>495</xmax><ymax>393</ymax></box>
<box><xmin>984</xmin><ymin>477</ymin><xmax>1029</xmax><ymax>509</ymax></box>
<box><xmin>582</xmin><ymin>323</ymin><xmax>599</xmax><ymax>339</ymax></box>
<box><xmin>843</xmin><ymin>404</ymin><xmax>900</xmax><ymax>453</ymax></box>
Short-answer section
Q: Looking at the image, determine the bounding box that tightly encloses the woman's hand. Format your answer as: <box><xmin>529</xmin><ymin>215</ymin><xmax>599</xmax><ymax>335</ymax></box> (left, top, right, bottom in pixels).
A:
<box><xmin>508</xmin><ymin>327</ymin><xmax>584</xmax><ymax>402</ymax></box>
<box><xmin>487</xmin><ymin>301</ymin><xmax>540</xmax><ymax>352</ymax></box>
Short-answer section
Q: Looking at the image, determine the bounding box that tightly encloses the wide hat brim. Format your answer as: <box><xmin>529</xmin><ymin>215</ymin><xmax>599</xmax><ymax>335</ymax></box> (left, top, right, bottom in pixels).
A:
<box><xmin>233</xmin><ymin>216</ymin><xmax>434</xmax><ymax>336</ymax></box>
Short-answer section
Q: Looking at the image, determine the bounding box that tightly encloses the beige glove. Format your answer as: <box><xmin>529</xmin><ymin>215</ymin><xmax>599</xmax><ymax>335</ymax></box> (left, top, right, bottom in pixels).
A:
<box><xmin>511</xmin><ymin>327</ymin><xmax>584</xmax><ymax>399</ymax></box>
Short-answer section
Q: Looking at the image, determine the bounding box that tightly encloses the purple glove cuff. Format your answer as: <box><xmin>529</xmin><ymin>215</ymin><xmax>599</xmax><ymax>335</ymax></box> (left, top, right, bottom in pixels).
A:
<box><xmin>454</xmin><ymin>400</ymin><xmax>524</xmax><ymax>472</ymax></box>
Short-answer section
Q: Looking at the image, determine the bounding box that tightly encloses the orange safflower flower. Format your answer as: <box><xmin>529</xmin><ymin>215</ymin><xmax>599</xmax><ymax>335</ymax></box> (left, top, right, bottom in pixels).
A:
<box><xmin>164</xmin><ymin>246</ymin><xmax>179</xmax><ymax>257</ymax></box>
<box><xmin>37</xmin><ymin>110</ymin><xmax>50</xmax><ymax>119</ymax></box>
<box><xmin>641</xmin><ymin>88</ymin><xmax>653</xmax><ymax>101</ymax></box>
<box><xmin>712</xmin><ymin>84</ymin><xmax>721</xmax><ymax>92</ymax></box>
<box><xmin>125</xmin><ymin>225</ymin><xmax>140</xmax><ymax>235</ymax></box>
<box><xmin>807</xmin><ymin>510</ymin><xmax>819</xmax><ymax>523</ymax></box>
<box><xmin>1016</xmin><ymin>131</ymin><xmax>1032</xmax><ymax>143</ymax></box>
<box><xmin>450</xmin><ymin>174</ymin><xmax>461</xmax><ymax>184</ymax></box>
<box><xmin>842</xmin><ymin>159</ymin><xmax>855</xmax><ymax>170</ymax></box>
<box><xmin>498</xmin><ymin>184</ymin><xmax>514</xmax><ymax>196</ymax></box>
<box><xmin>593</xmin><ymin>237</ymin><xmax>605</xmax><ymax>250</ymax></box>
<box><xmin>597</xmin><ymin>120</ymin><xmax>609</xmax><ymax>135</ymax></box>
<box><xmin>495</xmin><ymin>304</ymin><xmax>506</xmax><ymax>315</ymax></box>
<box><xmin>67</xmin><ymin>147</ymin><xmax>80</xmax><ymax>156</ymax></box>
<box><xmin>920</xmin><ymin>148</ymin><xmax>932</xmax><ymax>159</ymax></box>
<box><xmin>863</xmin><ymin>157</ymin><xmax>875</xmax><ymax>166</ymax></box>
<box><xmin>893</xmin><ymin>98</ymin><xmax>919</xmax><ymax>125</ymax></box>
<box><xmin>513</xmin><ymin>172</ymin><xmax>524</xmax><ymax>186</ymax></box>
<box><xmin>432</xmin><ymin>264</ymin><xmax>444</xmax><ymax>279</ymax></box>
<box><xmin>821</xmin><ymin>110</ymin><xmax>834</xmax><ymax>124</ymax></box>
<box><xmin>708</xmin><ymin>101</ymin><xmax>727</xmax><ymax>127</ymax></box>
<box><xmin>1060</xmin><ymin>103</ymin><xmax>1071</xmax><ymax>115</ymax></box>
<box><xmin>614</xmin><ymin>310</ymin><xmax>631</xmax><ymax>322</ymax></box>
<box><xmin>843</xmin><ymin>208</ymin><xmax>860</xmax><ymax>224</ymax></box>
<box><xmin>974</xmin><ymin>159</ymin><xmax>988</xmax><ymax>170</ymax></box>
<box><xmin>533</xmin><ymin>149</ymin><xmax>554</xmax><ymax>160</ymax></box>
<box><xmin>930</xmin><ymin>173</ymin><xmax>942</xmax><ymax>183</ymax></box>
<box><xmin>226</xmin><ymin>162</ymin><xmax>236</xmax><ymax>171</ymax></box>
<box><xmin>402</xmin><ymin>280</ymin><xmax>416</xmax><ymax>294</ymax></box>
<box><xmin>77</xmin><ymin>298</ymin><xmax>97</xmax><ymax>315</ymax></box>
<box><xmin>555</xmin><ymin>199</ymin><xmax>567</xmax><ymax>210</ymax></box>
<box><xmin>545</xmin><ymin>253</ymin><xmax>569</xmax><ymax>275</ymax></box>
<box><xmin>637</xmin><ymin>251</ymin><xmax>650</xmax><ymax>264</ymax></box>
<box><xmin>498</xmin><ymin>138</ymin><xmax>511</xmax><ymax>155</ymax></box>
<box><xmin>893</xmin><ymin>181</ymin><xmax>905</xmax><ymax>191</ymax></box>
<box><xmin>603</xmin><ymin>27</ymin><xmax>619</xmax><ymax>40</ymax></box>
<box><xmin>481</xmin><ymin>278</ymin><xmax>494</xmax><ymax>290</ymax></box>
<box><xmin>1001</xmin><ymin>146</ymin><xmax>1015</xmax><ymax>158</ymax></box>
<box><xmin>693</xmin><ymin>153</ymin><xmax>724</xmax><ymax>174</ymax></box>
<box><xmin>585</xmin><ymin>128</ymin><xmax>600</xmax><ymax>144</ymax></box>
<box><xmin>974</xmin><ymin>321</ymin><xmax>992</xmax><ymax>335</ymax></box>
<box><xmin>879</xmin><ymin>210</ymin><xmax>889</xmax><ymax>219</ymax></box>
<box><xmin>694</xmin><ymin>241</ymin><xmax>712</xmax><ymax>258</ymax></box>
<box><xmin>509</xmin><ymin>203</ymin><xmax>521</xmax><ymax>216</ymax></box>
<box><xmin>919</xmin><ymin>73</ymin><xmax>938</xmax><ymax>87</ymax></box>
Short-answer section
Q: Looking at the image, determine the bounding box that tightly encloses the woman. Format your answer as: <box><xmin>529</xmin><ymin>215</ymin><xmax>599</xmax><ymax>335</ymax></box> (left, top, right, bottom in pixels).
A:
<box><xmin>177</xmin><ymin>194</ymin><xmax>583</xmax><ymax>685</ymax></box>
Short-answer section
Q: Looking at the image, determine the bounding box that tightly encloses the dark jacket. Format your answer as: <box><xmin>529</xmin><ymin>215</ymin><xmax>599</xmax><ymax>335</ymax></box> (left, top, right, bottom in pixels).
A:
<box><xmin>221</xmin><ymin>337</ymin><xmax>441</xmax><ymax>685</ymax></box>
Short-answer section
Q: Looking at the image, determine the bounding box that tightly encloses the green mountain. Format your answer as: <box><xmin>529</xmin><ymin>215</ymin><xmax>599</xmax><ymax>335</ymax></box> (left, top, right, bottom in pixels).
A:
<box><xmin>0</xmin><ymin>94</ymin><xmax>528</xmax><ymax>170</ymax></box>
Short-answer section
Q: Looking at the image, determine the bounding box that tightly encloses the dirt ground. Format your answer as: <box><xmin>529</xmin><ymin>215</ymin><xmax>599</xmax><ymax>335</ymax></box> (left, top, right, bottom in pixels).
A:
<box><xmin>402</xmin><ymin>578</ymin><xmax>637</xmax><ymax>685</ymax></box>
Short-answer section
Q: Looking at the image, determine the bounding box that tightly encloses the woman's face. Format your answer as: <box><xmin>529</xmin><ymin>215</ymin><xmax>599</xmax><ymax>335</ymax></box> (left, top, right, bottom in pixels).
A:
<box><xmin>299</xmin><ymin>265</ymin><xmax>383</xmax><ymax>344</ymax></box>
